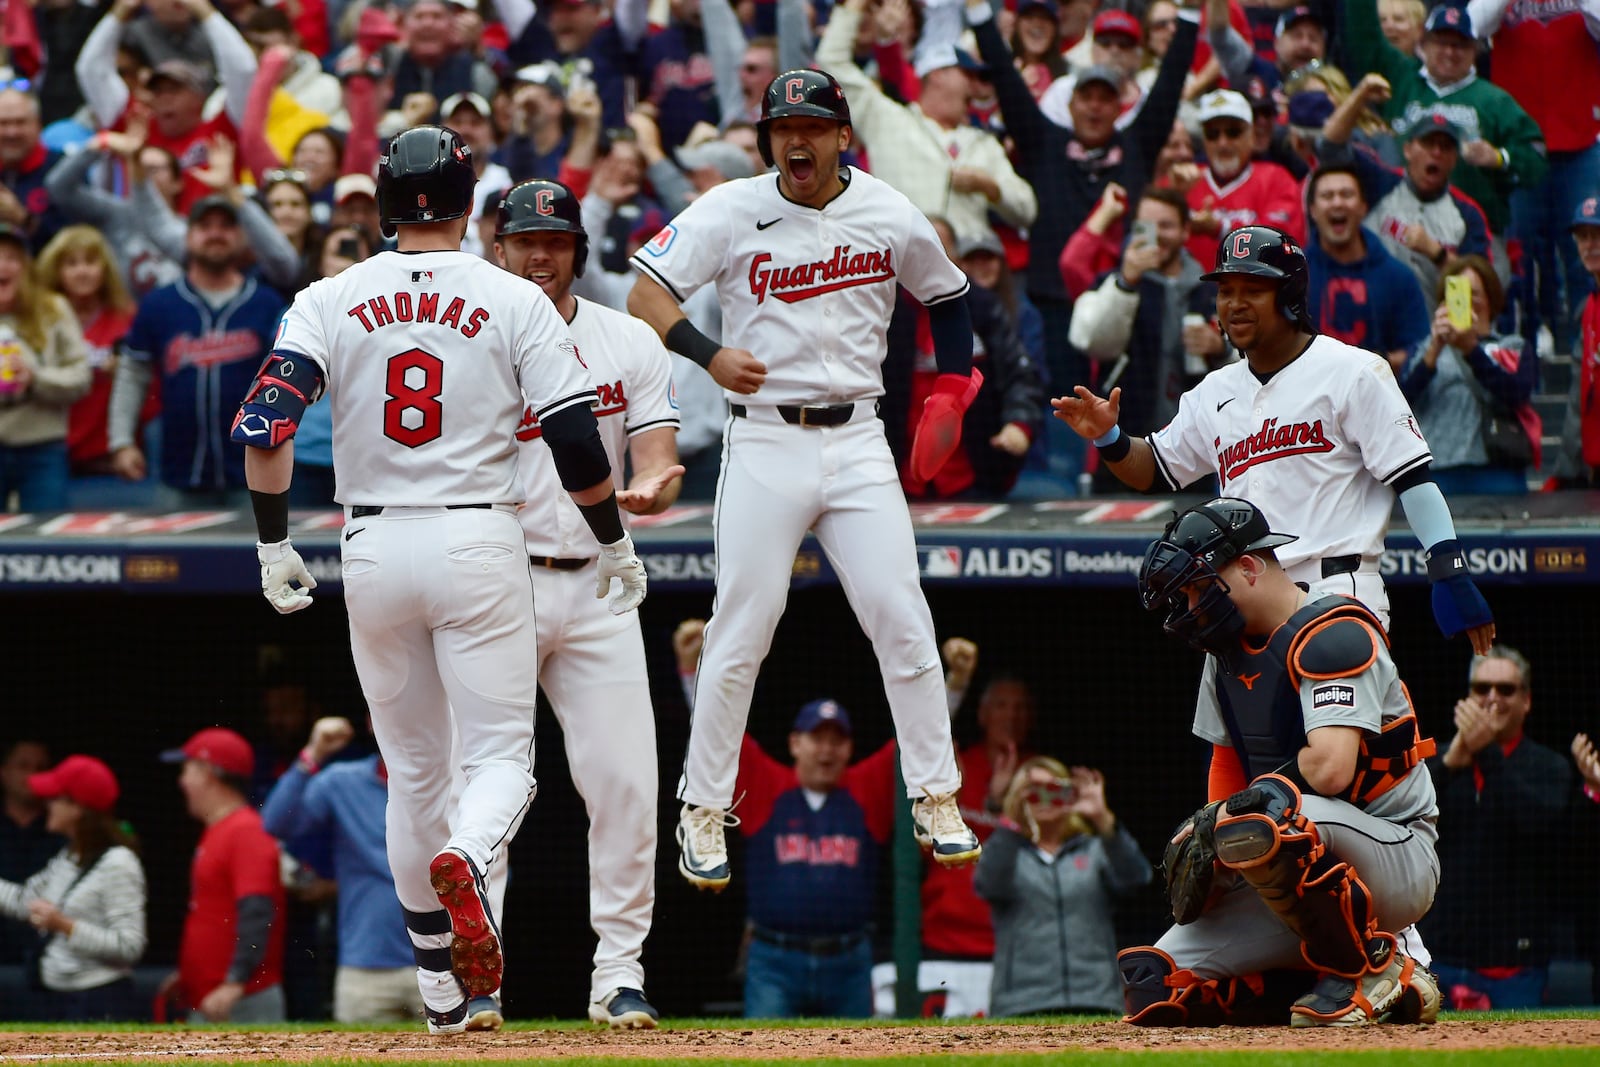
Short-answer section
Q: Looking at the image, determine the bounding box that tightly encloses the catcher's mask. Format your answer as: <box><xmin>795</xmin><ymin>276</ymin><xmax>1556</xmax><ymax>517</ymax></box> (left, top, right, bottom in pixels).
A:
<box><xmin>1138</xmin><ymin>498</ymin><xmax>1297</xmax><ymax>658</ymax></box>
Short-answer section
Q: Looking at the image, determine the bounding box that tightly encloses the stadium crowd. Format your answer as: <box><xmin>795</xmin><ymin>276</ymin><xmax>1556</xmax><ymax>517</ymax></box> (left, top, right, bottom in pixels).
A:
<box><xmin>0</xmin><ymin>0</ymin><xmax>1594</xmax><ymax>512</ymax></box>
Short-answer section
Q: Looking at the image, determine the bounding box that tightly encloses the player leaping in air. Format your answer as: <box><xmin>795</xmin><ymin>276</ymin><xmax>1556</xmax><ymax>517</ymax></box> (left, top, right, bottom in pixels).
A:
<box><xmin>627</xmin><ymin>69</ymin><xmax>985</xmax><ymax>892</ymax></box>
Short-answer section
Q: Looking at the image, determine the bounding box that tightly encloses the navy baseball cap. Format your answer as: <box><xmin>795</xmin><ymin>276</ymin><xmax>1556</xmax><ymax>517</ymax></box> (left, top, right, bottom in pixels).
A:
<box><xmin>1016</xmin><ymin>0</ymin><xmax>1059</xmax><ymax>17</ymax></box>
<box><xmin>1401</xmin><ymin>106</ymin><xmax>1467</xmax><ymax>147</ymax></box>
<box><xmin>793</xmin><ymin>699</ymin><xmax>852</xmax><ymax>735</ymax></box>
<box><xmin>1572</xmin><ymin>195</ymin><xmax>1600</xmax><ymax>231</ymax></box>
<box><xmin>1275</xmin><ymin>6</ymin><xmax>1323</xmax><ymax>37</ymax></box>
<box><xmin>1424</xmin><ymin>4</ymin><xmax>1475</xmax><ymax>40</ymax></box>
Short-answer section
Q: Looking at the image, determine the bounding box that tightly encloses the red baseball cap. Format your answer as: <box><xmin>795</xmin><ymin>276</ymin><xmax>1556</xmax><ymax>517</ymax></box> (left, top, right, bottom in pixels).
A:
<box><xmin>29</xmin><ymin>756</ymin><xmax>120</xmax><ymax>813</ymax></box>
<box><xmin>161</xmin><ymin>727</ymin><xmax>254</xmax><ymax>778</ymax></box>
<box><xmin>1093</xmin><ymin>10</ymin><xmax>1143</xmax><ymax>45</ymax></box>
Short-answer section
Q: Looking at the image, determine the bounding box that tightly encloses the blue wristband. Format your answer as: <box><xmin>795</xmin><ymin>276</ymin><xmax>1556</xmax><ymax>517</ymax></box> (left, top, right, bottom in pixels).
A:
<box><xmin>1094</xmin><ymin>425</ymin><xmax>1123</xmax><ymax>448</ymax></box>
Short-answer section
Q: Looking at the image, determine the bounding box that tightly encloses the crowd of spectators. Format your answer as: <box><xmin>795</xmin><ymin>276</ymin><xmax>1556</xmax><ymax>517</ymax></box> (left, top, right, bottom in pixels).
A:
<box><xmin>0</xmin><ymin>0</ymin><xmax>1594</xmax><ymax>511</ymax></box>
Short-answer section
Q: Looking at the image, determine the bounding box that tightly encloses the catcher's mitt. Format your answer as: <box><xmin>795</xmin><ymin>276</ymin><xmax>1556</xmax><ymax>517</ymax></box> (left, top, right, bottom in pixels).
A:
<box><xmin>1162</xmin><ymin>800</ymin><xmax>1222</xmax><ymax>925</ymax></box>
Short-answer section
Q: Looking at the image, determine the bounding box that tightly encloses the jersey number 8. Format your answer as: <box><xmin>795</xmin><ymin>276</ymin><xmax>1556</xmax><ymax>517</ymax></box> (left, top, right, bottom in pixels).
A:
<box><xmin>384</xmin><ymin>348</ymin><xmax>444</xmax><ymax>448</ymax></box>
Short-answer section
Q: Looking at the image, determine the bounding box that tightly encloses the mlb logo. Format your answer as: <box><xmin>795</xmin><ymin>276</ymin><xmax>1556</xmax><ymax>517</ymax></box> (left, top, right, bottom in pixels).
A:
<box><xmin>921</xmin><ymin>546</ymin><xmax>962</xmax><ymax>578</ymax></box>
<box><xmin>643</xmin><ymin>223</ymin><xmax>677</xmax><ymax>257</ymax></box>
<box><xmin>411</xmin><ymin>270</ymin><xmax>434</xmax><ymax>284</ymax></box>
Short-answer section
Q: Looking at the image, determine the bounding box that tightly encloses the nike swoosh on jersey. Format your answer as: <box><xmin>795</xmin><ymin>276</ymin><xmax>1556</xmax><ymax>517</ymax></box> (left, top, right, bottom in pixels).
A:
<box><xmin>1217</xmin><ymin>397</ymin><xmax>1235</xmax><ymax>411</ymax></box>
<box><xmin>344</xmin><ymin>527</ymin><xmax>364</xmax><ymax>541</ymax></box>
<box><xmin>756</xmin><ymin>218</ymin><xmax>783</xmax><ymax>230</ymax></box>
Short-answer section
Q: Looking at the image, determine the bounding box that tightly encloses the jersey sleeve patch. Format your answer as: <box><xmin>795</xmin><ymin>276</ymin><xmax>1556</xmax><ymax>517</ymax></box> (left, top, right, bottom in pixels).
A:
<box><xmin>1310</xmin><ymin>682</ymin><xmax>1358</xmax><ymax>711</ymax></box>
<box><xmin>1294</xmin><ymin>617</ymin><xmax>1379</xmax><ymax>681</ymax></box>
<box><xmin>640</xmin><ymin>223</ymin><xmax>677</xmax><ymax>257</ymax></box>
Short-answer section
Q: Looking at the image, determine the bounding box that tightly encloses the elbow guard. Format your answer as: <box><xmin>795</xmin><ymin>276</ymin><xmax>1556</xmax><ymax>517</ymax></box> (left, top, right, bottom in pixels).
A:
<box><xmin>230</xmin><ymin>352</ymin><xmax>324</xmax><ymax>449</ymax></box>
<box><xmin>540</xmin><ymin>402</ymin><xmax>613</xmax><ymax>490</ymax></box>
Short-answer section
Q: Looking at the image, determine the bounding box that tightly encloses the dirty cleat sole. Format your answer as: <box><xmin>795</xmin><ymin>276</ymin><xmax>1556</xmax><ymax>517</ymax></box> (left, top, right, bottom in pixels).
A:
<box><xmin>430</xmin><ymin>849</ymin><xmax>504</xmax><ymax>998</ymax></box>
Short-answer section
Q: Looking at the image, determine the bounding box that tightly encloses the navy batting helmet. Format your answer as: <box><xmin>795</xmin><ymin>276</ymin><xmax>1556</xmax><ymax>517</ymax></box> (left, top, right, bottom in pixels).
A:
<box><xmin>756</xmin><ymin>69</ymin><xmax>851</xmax><ymax>167</ymax></box>
<box><xmin>377</xmin><ymin>125</ymin><xmax>476</xmax><ymax>238</ymax></box>
<box><xmin>1138</xmin><ymin>498</ymin><xmax>1298</xmax><ymax>658</ymax></box>
<box><xmin>1200</xmin><ymin>225</ymin><xmax>1314</xmax><ymax>332</ymax></box>
<box><xmin>495</xmin><ymin>178</ymin><xmax>588</xmax><ymax>278</ymax></box>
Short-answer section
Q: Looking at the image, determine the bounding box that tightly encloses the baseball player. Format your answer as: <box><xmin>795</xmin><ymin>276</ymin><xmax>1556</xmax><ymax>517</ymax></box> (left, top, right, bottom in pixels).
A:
<box><xmin>1054</xmin><ymin>225</ymin><xmax>1494</xmax><ymax>650</ymax></box>
<box><xmin>626</xmin><ymin>69</ymin><xmax>984</xmax><ymax>891</ymax></box>
<box><xmin>492</xmin><ymin>178</ymin><xmax>683</xmax><ymax>1029</ymax></box>
<box><xmin>229</xmin><ymin>126</ymin><xmax>648</xmax><ymax>1034</ymax></box>
<box><xmin>1123</xmin><ymin>498</ymin><xmax>1440</xmax><ymax>1027</ymax></box>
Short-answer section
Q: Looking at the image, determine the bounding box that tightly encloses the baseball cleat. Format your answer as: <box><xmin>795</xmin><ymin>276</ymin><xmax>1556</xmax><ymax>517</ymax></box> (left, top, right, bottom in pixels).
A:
<box><xmin>911</xmin><ymin>791</ymin><xmax>981</xmax><ymax>866</ymax></box>
<box><xmin>430</xmin><ymin>848</ymin><xmax>504</xmax><ymax>998</ymax></box>
<box><xmin>465</xmin><ymin>994</ymin><xmax>504</xmax><ymax>1031</ymax></box>
<box><xmin>425</xmin><ymin>992</ymin><xmax>470</xmax><ymax>1035</ymax></box>
<box><xmin>677</xmin><ymin>804</ymin><xmax>737</xmax><ymax>891</ymax></box>
<box><xmin>588</xmin><ymin>987</ymin><xmax>660</xmax><ymax>1030</ymax></box>
<box><xmin>1289</xmin><ymin>938</ymin><xmax>1413</xmax><ymax>1027</ymax></box>
<box><xmin>1386</xmin><ymin>964</ymin><xmax>1442</xmax><ymax>1025</ymax></box>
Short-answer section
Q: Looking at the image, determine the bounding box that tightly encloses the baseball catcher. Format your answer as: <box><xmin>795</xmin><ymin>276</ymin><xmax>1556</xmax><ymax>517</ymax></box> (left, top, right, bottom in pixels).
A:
<box><xmin>1119</xmin><ymin>499</ymin><xmax>1442</xmax><ymax>1028</ymax></box>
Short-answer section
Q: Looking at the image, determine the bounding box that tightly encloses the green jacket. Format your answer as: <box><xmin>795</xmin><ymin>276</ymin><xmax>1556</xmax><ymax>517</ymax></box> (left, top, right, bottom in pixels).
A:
<box><xmin>1343</xmin><ymin>0</ymin><xmax>1547</xmax><ymax>232</ymax></box>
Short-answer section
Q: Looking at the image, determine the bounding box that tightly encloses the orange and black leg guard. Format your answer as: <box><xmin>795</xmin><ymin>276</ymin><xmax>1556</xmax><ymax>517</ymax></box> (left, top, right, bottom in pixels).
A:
<box><xmin>1211</xmin><ymin>774</ymin><xmax>1381</xmax><ymax>979</ymax></box>
<box><xmin>1118</xmin><ymin>947</ymin><xmax>1311</xmax><ymax>1027</ymax></box>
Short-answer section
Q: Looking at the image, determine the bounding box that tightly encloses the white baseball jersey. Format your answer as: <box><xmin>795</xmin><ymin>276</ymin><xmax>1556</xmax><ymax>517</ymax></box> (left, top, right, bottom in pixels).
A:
<box><xmin>516</xmin><ymin>296</ymin><xmax>681</xmax><ymax>556</ymax></box>
<box><xmin>277</xmin><ymin>249</ymin><xmax>595</xmax><ymax>506</ymax></box>
<box><xmin>628</xmin><ymin>168</ymin><xmax>969</xmax><ymax>404</ymax></box>
<box><xmin>1148</xmin><ymin>335</ymin><xmax>1432</xmax><ymax>571</ymax></box>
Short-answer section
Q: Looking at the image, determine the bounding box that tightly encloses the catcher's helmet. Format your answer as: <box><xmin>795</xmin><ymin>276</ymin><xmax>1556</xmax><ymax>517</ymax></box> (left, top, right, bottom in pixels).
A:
<box><xmin>1138</xmin><ymin>498</ymin><xmax>1298</xmax><ymax>658</ymax></box>
<box><xmin>756</xmin><ymin>68</ymin><xmax>851</xmax><ymax>167</ymax></box>
<box><xmin>377</xmin><ymin>125</ymin><xmax>476</xmax><ymax>239</ymax></box>
<box><xmin>495</xmin><ymin>178</ymin><xmax>588</xmax><ymax>278</ymax></box>
<box><xmin>1200</xmin><ymin>225</ymin><xmax>1314</xmax><ymax>332</ymax></box>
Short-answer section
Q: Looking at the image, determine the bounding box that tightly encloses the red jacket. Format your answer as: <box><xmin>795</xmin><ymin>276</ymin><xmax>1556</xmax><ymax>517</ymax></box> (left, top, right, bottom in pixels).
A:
<box><xmin>1580</xmin><ymin>290</ymin><xmax>1600</xmax><ymax>470</ymax></box>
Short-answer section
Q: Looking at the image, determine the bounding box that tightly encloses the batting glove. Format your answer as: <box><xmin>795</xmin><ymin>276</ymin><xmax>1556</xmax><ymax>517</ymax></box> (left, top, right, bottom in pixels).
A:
<box><xmin>596</xmin><ymin>532</ymin><xmax>648</xmax><ymax>615</ymax></box>
<box><xmin>258</xmin><ymin>538</ymin><xmax>317</xmax><ymax>614</ymax></box>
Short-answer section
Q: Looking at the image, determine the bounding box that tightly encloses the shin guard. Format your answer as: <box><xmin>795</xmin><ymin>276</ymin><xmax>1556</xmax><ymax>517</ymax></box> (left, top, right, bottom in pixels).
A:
<box><xmin>1211</xmin><ymin>774</ymin><xmax>1380</xmax><ymax>979</ymax></box>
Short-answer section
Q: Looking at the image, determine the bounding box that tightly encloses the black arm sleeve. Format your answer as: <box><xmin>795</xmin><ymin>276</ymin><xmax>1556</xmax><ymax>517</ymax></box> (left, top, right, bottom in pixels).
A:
<box><xmin>927</xmin><ymin>294</ymin><xmax>974</xmax><ymax>376</ymax></box>
<box><xmin>226</xmin><ymin>894</ymin><xmax>277</xmax><ymax>984</ymax></box>
<box><xmin>538</xmin><ymin>401</ymin><xmax>612</xmax><ymax>491</ymax></box>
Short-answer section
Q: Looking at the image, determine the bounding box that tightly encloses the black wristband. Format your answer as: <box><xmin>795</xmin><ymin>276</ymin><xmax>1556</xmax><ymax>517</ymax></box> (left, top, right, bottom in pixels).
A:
<box><xmin>576</xmin><ymin>490</ymin><xmax>626</xmax><ymax>546</ymax></box>
<box><xmin>665</xmin><ymin>318</ymin><xmax>722</xmax><ymax>369</ymax></box>
<box><xmin>250</xmin><ymin>490</ymin><xmax>290</xmax><ymax>544</ymax></box>
<box><xmin>1097</xmin><ymin>432</ymin><xmax>1133</xmax><ymax>463</ymax></box>
<box><xmin>1425</xmin><ymin>539</ymin><xmax>1466</xmax><ymax>583</ymax></box>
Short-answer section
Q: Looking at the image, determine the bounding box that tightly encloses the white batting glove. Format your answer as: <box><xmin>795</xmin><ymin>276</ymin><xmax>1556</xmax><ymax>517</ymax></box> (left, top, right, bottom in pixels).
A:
<box><xmin>258</xmin><ymin>538</ymin><xmax>317</xmax><ymax>614</ymax></box>
<box><xmin>596</xmin><ymin>532</ymin><xmax>647</xmax><ymax>615</ymax></box>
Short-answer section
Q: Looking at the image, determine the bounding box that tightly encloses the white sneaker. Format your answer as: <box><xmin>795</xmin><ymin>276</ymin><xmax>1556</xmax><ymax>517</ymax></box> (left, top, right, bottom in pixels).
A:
<box><xmin>911</xmin><ymin>791</ymin><xmax>981</xmax><ymax>866</ymax></box>
<box><xmin>677</xmin><ymin>804</ymin><xmax>738</xmax><ymax>890</ymax></box>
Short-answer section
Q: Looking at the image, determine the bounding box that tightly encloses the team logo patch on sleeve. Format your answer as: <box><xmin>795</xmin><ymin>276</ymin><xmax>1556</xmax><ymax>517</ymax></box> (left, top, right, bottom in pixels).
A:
<box><xmin>1312</xmin><ymin>683</ymin><xmax>1357</xmax><ymax>710</ymax></box>
<box><xmin>643</xmin><ymin>224</ymin><xmax>677</xmax><ymax>257</ymax></box>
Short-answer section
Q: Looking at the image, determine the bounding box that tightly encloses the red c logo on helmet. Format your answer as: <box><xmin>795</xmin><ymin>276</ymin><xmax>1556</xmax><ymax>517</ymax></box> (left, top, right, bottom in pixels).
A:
<box><xmin>785</xmin><ymin>77</ymin><xmax>806</xmax><ymax>104</ymax></box>
<box><xmin>1229</xmin><ymin>230</ymin><xmax>1253</xmax><ymax>259</ymax></box>
<box><xmin>535</xmin><ymin>189</ymin><xmax>554</xmax><ymax>216</ymax></box>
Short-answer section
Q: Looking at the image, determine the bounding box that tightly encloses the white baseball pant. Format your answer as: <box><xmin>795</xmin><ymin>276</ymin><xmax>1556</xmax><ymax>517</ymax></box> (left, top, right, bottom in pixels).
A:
<box><xmin>342</xmin><ymin>506</ymin><xmax>540</xmax><ymax>917</ymax></box>
<box><xmin>531</xmin><ymin>563</ymin><xmax>658</xmax><ymax>1004</ymax></box>
<box><xmin>679</xmin><ymin>411</ymin><xmax>962</xmax><ymax>808</ymax></box>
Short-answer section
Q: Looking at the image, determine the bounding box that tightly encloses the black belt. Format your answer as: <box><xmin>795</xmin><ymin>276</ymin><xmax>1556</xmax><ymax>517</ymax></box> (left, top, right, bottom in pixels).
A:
<box><xmin>530</xmin><ymin>555</ymin><xmax>593</xmax><ymax>571</ymax></box>
<box><xmin>730</xmin><ymin>402</ymin><xmax>859</xmax><ymax>427</ymax></box>
<box><xmin>1320</xmin><ymin>555</ymin><xmax>1361</xmax><ymax>578</ymax></box>
<box><xmin>751</xmin><ymin>926</ymin><xmax>867</xmax><ymax>956</ymax></box>
<box><xmin>350</xmin><ymin>504</ymin><xmax>492</xmax><ymax>518</ymax></box>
